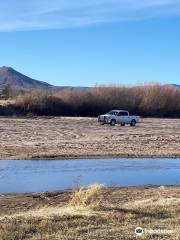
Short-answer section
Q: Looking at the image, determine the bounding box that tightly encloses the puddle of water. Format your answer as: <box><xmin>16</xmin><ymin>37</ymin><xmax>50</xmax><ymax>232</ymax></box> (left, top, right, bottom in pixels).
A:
<box><xmin>0</xmin><ymin>158</ymin><xmax>180</xmax><ymax>193</ymax></box>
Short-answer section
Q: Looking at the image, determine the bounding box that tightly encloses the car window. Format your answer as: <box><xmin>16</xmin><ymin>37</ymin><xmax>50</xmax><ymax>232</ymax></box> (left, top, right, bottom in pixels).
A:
<box><xmin>107</xmin><ymin>111</ymin><xmax>118</xmax><ymax>115</ymax></box>
<box><xmin>118</xmin><ymin>112</ymin><xmax>128</xmax><ymax>116</ymax></box>
<box><xmin>107</xmin><ymin>111</ymin><xmax>113</xmax><ymax>115</ymax></box>
<box><xmin>113</xmin><ymin>111</ymin><xmax>119</xmax><ymax>116</ymax></box>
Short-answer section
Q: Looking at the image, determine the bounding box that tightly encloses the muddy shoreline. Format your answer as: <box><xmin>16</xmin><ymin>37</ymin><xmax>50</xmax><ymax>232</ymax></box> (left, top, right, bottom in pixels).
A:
<box><xmin>0</xmin><ymin>185</ymin><xmax>179</xmax><ymax>214</ymax></box>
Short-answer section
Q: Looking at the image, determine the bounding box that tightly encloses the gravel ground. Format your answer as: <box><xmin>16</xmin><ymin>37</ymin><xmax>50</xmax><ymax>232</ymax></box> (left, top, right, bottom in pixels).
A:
<box><xmin>0</xmin><ymin>117</ymin><xmax>179</xmax><ymax>159</ymax></box>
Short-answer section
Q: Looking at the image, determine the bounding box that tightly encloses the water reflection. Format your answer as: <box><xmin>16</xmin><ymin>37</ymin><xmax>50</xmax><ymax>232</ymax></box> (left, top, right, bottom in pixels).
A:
<box><xmin>0</xmin><ymin>158</ymin><xmax>180</xmax><ymax>193</ymax></box>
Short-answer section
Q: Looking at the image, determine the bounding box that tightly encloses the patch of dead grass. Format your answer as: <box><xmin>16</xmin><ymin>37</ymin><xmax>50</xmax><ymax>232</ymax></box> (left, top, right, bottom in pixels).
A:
<box><xmin>70</xmin><ymin>184</ymin><xmax>103</xmax><ymax>208</ymax></box>
<box><xmin>0</xmin><ymin>99</ymin><xmax>15</xmax><ymax>106</ymax></box>
<box><xmin>0</xmin><ymin>187</ymin><xmax>180</xmax><ymax>239</ymax></box>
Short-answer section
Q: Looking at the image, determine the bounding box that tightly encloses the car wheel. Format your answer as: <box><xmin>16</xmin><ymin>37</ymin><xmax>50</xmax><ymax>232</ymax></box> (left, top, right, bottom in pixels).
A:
<box><xmin>110</xmin><ymin>119</ymin><xmax>116</xmax><ymax>126</ymax></box>
<box><xmin>130</xmin><ymin>119</ymin><xmax>136</xmax><ymax>127</ymax></box>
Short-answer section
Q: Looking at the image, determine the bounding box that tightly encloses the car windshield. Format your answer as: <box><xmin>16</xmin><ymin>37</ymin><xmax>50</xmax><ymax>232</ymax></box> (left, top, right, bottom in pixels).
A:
<box><xmin>107</xmin><ymin>111</ymin><xmax>118</xmax><ymax>116</ymax></box>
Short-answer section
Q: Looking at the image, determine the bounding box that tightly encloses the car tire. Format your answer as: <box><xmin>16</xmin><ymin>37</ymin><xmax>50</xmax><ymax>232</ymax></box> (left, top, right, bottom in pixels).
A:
<box><xmin>130</xmin><ymin>119</ymin><xmax>136</xmax><ymax>127</ymax></box>
<box><xmin>110</xmin><ymin>119</ymin><xmax>116</xmax><ymax>126</ymax></box>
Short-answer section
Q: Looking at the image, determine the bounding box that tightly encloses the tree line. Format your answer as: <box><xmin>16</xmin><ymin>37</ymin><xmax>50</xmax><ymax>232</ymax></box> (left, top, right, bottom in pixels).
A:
<box><xmin>14</xmin><ymin>84</ymin><xmax>180</xmax><ymax>117</ymax></box>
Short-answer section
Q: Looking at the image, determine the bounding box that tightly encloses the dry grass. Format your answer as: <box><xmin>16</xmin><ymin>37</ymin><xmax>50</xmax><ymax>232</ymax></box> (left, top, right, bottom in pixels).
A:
<box><xmin>0</xmin><ymin>186</ymin><xmax>180</xmax><ymax>240</ymax></box>
<box><xmin>0</xmin><ymin>99</ymin><xmax>15</xmax><ymax>106</ymax></box>
<box><xmin>0</xmin><ymin>206</ymin><xmax>99</xmax><ymax>221</ymax></box>
<box><xmin>0</xmin><ymin>184</ymin><xmax>104</xmax><ymax>221</ymax></box>
<box><xmin>70</xmin><ymin>184</ymin><xmax>103</xmax><ymax>208</ymax></box>
<box><xmin>15</xmin><ymin>84</ymin><xmax>180</xmax><ymax>117</ymax></box>
<box><xmin>0</xmin><ymin>117</ymin><xmax>179</xmax><ymax>159</ymax></box>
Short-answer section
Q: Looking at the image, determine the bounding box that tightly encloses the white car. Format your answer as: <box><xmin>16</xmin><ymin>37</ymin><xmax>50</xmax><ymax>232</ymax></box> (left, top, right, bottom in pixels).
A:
<box><xmin>98</xmin><ymin>110</ymin><xmax>140</xmax><ymax>126</ymax></box>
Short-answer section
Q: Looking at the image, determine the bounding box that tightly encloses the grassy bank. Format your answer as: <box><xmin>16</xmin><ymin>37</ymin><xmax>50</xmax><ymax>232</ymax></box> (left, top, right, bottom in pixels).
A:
<box><xmin>0</xmin><ymin>185</ymin><xmax>180</xmax><ymax>240</ymax></box>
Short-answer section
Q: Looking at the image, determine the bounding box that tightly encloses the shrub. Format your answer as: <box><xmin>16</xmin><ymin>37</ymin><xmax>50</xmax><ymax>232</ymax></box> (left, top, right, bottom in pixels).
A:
<box><xmin>14</xmin><ymin>84</ymin><xmax>180</xmax><ymax>117</ymax></box>
<box><xmin>70</xmin><ymin>184</ymin><xmax>103</xmax><ymax>208</ymax></box>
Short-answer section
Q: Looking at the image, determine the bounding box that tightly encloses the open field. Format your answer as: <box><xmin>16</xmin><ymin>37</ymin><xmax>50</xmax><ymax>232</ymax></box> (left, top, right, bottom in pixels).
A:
<box><xmin>0</xmin><ymin>186</ymin><xmax>180</xmax><ymax>240</ymax></box>
<box><xmin>0</xmin><ymin>117</ymin><xmax>180</xmax><ymax>159</ymax></box>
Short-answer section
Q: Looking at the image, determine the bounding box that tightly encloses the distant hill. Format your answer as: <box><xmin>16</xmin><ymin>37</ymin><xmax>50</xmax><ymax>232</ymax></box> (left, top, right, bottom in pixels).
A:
<box><xmin>172</xmin><ymin>84</ymin><xmax>180</xmax><ymax>88</ymax></box>
<box><xmin>2</xmin><ymin>66</ymin><xmax>178</xmax><ymax>91</ymax></box>
<box><xmin>0</xmin><ymin>66</ymin><xmax>91</xmax><ymax>91</ymax></box>
<box><xmin>0</xmin><ymin>66</ymin><xmax>53</xmax><ymax>89</ymax></box>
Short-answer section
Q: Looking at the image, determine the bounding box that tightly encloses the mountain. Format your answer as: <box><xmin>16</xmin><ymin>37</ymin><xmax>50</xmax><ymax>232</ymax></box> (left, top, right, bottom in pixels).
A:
<box><xmin>0</xmin><ymin>66</ymin><xmax>91</xmax><ymax>91</ymax></box>
<box><xmin>0</xmin><ymin>66</ymin><xmax>53</xmax><ymax>89</ymax></box>
<box><xmin>173</xmin><ymin>84</ymin><xmax>180</xmax><ymax>88</ymax></box>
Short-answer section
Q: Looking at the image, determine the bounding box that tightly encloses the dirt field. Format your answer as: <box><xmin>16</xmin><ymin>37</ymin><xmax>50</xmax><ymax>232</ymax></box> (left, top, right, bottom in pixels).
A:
<box><xmin>0</xmin><ymin>186</ymin><xmax>180</xmax><ymax>240</ymax></box>
<box><xmin>0</xmin><ymin>117</ymin><xmax>179</xmax><ymax>160</ymax></box>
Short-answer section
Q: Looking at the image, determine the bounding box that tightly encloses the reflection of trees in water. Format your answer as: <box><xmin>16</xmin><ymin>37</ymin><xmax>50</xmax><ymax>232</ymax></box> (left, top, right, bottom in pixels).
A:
<box><xmin>0</xmin><ymin>168</ymin><xmax>4</xmax><ymax>179</ymax></box>
<box><xmin>73</xmin><ymin>175</ymin><xmax>83</xmax><ymax>188</ymax></box>
<box><xmin>0</xmin><ymin>161</ymin><xmax>8</xmax><ymax>180</ymax></box>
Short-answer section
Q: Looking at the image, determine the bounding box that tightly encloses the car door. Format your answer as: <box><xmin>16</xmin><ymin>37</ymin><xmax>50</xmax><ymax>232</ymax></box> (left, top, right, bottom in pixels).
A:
<box><xmin>113</xmin><ymin>111</ymin><xmax>119</xmax><ymax>122</ymax></box>
<box><xmin>123</xmin><ymin>112</ymin><xmax>130</xmax><ymax>123</ymax></box>
<box><xmin>117</xmin><ymin>112</ymin><xmax>124</xmax><ymax>123</ymax></box>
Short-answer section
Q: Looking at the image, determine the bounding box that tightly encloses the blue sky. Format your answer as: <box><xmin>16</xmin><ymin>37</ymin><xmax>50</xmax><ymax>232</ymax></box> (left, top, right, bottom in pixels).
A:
<box><xmin>0</xmin><ymin>0</ymin><xmax>179</xmax><ymax>87</ymax></box>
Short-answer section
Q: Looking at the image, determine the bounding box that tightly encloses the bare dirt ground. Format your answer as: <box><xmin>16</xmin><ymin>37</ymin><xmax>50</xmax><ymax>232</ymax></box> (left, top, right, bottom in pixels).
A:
<box><xmin>0</xmin><ymin>117</ymin><xmax>179</xmax><ymax>160</ymax></box>
<box><xmin>0</xmin><ymin>186</ymin><xmax>180</xmax><ymax>240</ymax></box>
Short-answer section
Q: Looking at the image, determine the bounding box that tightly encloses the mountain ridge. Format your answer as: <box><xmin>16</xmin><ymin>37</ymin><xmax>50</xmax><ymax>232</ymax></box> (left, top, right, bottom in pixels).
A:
<box><xmin>171</xmin><ymin>84</ymin><xmax>180</xmax><ymax>88</ymax></box>
<box><xmin>0</xmin><ymin>66</ymin><xmax>91</xmax><ymax>91</ymax></box>
<box><xmin>0</xmin><ymin>66</ymin><xmax>53</xmax><ymax>89</ymax></box>
<box><xmin>0</xmin><ymin>66</ymin><xmax>179</xmax><ymax>90</ymax></box>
